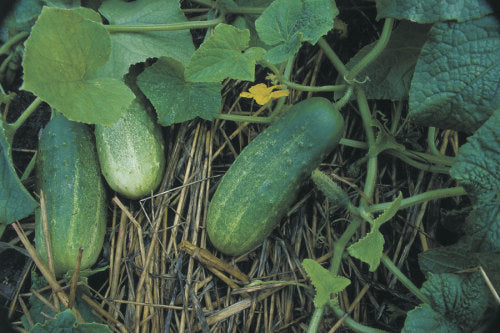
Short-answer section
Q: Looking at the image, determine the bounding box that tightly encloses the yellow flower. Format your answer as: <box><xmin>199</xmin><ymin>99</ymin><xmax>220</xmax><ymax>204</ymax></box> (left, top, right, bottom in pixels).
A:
<box><xmin>240</xmin><ymin>83</ymin><xmax>289</xmax><ymax>105</ymax></box>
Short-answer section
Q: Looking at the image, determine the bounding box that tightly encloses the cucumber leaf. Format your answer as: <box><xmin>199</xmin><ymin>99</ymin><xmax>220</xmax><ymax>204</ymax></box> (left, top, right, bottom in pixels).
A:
<box><xmin>409</xmin><ymin>16</ymin><xmax>500</xmax><ymax>132</ymax></box>
<box><xmin>97</xmin><ymin>0</ymin><xmax>195</xmax><ymax>79</ymax></box>
<box><xmin>21</xmin><ymin>7</ymin><xmax>134</xmax><ymax>125</ymax></box>
<box><xmin>402</xmin><ymin>304</ymin><xmax>460</xmax><ymax>333</ymax></box>
<box><xmin>338</xmin><ymin>21</ymin><xmax>430</xmax><ymax>101</ymax></box>
<box><xmin>30</xmin><ymin>309</ymin><xmax>111</xmax><ymax>332</ymax></box>
<box><xmin>0</xmin><ymin>119</ymin><xmax>37</xmax><ymax>229</ymax></box>
<box><xmin>376</xmin><ymin>0</ymin><xmax>493</xmax><ymax>23</ymax></box>
<box><xmin>255</xmin><ymin>0</ymin><xmax>338</xmax><ymax>64</ymax></box>
<box><xmin>137</xmin><ymin>57</ymin><xmax>221</xmax><ymax>126</ymax></box>
<box><xmin>302</xmin><ymin>259</ymin><xmax>350</xmax><ymax>308</ymax></box>
<box><xmin>185</xmin><ymin>24</ymin><xmax>265</xmax><ymax>82</ymax></box>
<box><xmin>347</xmin><ymin>230</ymin><xmax>385</xmax><ymax>272</ymax></box>
<box><xmin>348</xmin><ymin>193</ymin><xmax>402</xmax><ymax>271</ymax></box>
<box><xmin>450</xmin><ymin>109</ymin><xmax>500</xmax><ymax>204</ymax></box>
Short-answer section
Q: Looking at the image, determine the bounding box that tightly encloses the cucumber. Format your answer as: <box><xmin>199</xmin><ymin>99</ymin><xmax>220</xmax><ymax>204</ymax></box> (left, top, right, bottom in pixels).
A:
<box><xmin>35</xmin><ymin>113</ymin><xmax>107</xmax><ymax>276</ymax></box>
<box><xmin>94</xmin><ymin>99</ymin><xmax>165</xmax><ymax>199</ymax></box>
<box><xmin>207</xmin><ymin>97</ymin><xmax>344</xmax><ymax>255</ymax></box>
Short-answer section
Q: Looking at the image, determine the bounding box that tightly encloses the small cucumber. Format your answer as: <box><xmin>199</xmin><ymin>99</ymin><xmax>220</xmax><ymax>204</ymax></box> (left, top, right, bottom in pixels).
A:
<box><xmin>94</xmin><ymin>99</ymin><xmax>166</xmax><ymax>199</ymax></box>
<box><xmin>35</xmin><ymin>114</ymin><xmax>107</xmax><ymax>276</ymax></box>
<box><xmin>207</xmin><ymin>97</ymin><xmax>344</xmax><ymax>255</ymax></box>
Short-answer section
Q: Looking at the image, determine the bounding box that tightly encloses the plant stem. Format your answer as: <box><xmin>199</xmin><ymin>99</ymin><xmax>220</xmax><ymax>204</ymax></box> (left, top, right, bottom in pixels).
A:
<box><xmin>4</xmin><ymin>97</ymin><xmax>43</xmax><ymax>141</ymax></box>
<box><xmin>264</xmin><ymin>61</ymin><xmax>347</xmax><ymax>93</ymax></box>
<box><xmin>381</xmin><ymin>254</ymin><xmax>430</xmax><ymax>304</ymax></box>
<box><xmin>216</xmin><ymin>113</ymin><xmax>272</xmax><ymax>123</ymax></box>
<box><xmin>0</xmin><ymin>31</ymin><xmax>29</xmax><ymax>56</ymax></box>
<box><xmin>427</xmin><ymin>127</ymin><xmax>442</xmax><ymax>156</ymax></box>
<box><xmin>330</xmin><ymin>304</ymin><xmax>388</xmax><ymax>333</ymax></box>
<box><xmin>333</xmin><ymin>86</ymin><xmax>353</xmax><ymax>110</ymax></box>
<box><xmin>388</xmin><ymin>149</ymin><xmax>450</xmax><ymax>174</ymax></box>
<box><xmin>105</xmin><ymin>16</ymin><xmax>224</xmax><ymax>33</ymax></box>
<box><xmin>345</xmin><ymin>19</ymin><xmax>394</xmax><ymax>82</ymax></box>
<box><xmin>367</xmin><ymin>186</ymin><xmax>466</xmax><ymax>213</ymax></box>
<box><xmin>318</xmin><ymin>38</ymin><xmax>348</xmax><ymax>76</ymax></box>
<box><xmin>224</xmin><ymin>7</ymin><xmax>266</xmax><ymax>15</ymax></box>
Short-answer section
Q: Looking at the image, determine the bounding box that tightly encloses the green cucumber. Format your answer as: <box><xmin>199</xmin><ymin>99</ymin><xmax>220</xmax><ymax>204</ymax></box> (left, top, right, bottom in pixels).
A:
<box><xmin>94</xmin><ymin>99</ymin><xmax>166</xmax><ymax>199</ymax></box>
<box><xmin>35</xmin><ymin>114</ymin><xmax>107</xmax><ymax>276</ymax></box>
<box><xmin>207</xmin><ymin>97</ymin><xmax>344</xmax><ymax>255</ymax></box>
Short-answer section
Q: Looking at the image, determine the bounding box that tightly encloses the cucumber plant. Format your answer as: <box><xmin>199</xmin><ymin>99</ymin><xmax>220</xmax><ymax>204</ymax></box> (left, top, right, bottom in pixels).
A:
<box><xmin>0</xmin><ymin>0</ymin><xmax>498</xmax><ymax>332</ymax></box>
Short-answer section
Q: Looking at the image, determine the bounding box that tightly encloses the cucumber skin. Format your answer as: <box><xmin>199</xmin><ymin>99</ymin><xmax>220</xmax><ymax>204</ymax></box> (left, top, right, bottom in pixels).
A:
<box><xmin>35</xmin><ymin>114</ymin><xmax>107</xmax><ymax>276</ymax></box>
<box><xmin>94</xmin><ymin>100</ymin><xmax>166</xmax><ymax>199</ymax></box>
<box><xmin>207</xmin><ymin>97</ymin><xmax>344</xmax><ymax>256</ymax></box>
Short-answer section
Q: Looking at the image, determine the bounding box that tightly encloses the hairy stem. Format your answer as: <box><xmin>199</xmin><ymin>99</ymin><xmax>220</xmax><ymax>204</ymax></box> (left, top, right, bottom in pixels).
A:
<box><xmin>381</xmin><ymin>254</ymin><xmax>430</xmax><ymax>304</ymax></box>
<box><xmin>345</xmin><ymin>19</ymin><xmax>394</xmax><ymax>82</ymax></box>
<box><xmin>367</xmin><ymin>186</ymin><xmax>466</xmax><ymax>213</ymax></box>
<box><xmin>4</xmin><ymin>97</ymin><xmax>43</xmax><ymax>141</ymax></box>
<box><xmin>216</xmin><ymin>113</ymin><xmax>272</xmax><ymax>123</ymax></box>
<box><xmin>317</xmin><ymin>38</ymin><xmax>348</xmax><ymax>77</ymax></box>
<box><xmin>0</xmin><ymin>31</ymin><xmax>29</xmax><ymax>56</ymax></box>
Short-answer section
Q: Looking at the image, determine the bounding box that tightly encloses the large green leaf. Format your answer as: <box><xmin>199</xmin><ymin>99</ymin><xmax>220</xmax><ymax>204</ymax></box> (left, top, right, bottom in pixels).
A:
<box><xmin>409</xmin><ymin>16</ymin><xmax>500</xmax><ymax>132</ymax></box>
<box><xmin>339</xmin><ymin>21</ymin><xmax>430</xmax><ymax>101</ymax></box>
<box><xmin>302</xmin><ymin>259</ymin><xmax>350</xmax><ymax>308</ymax></box>
<box><xmin>185</xmin><ymin>24</ymin><xmax>265</xmax><ymax>82</ymax></box>
<box><xmin>464</xmin><ymin>199</ymin><xmax>500</xmax><ymax>252</ymax></box>
<box><xmin>402</xmin><ymin>303</ymin><xmax>460</xmax><ymax>333</ymax></box>
<box><xmin>418</xmin><ymin>243</ymin><xmax>500</xmax><ymax>291</ymax></box>
<box><xmin>0</xmin><ymin>120</ymin><xmax>37</xmax><ymax>228</ymax></box>
<box><xmin>421</xmin><ymin>272</ymin><xmax>490</xmax><ymax>331</ymax></box>
<box><xmin>97</xmin><ymin>0</ymin><xmax>195</xmax><ymax>79</ymax></box>
<box><xmin>21</xmin><ymin>7</ymin><xmax>134</xmax><ymax>125</ymax></box>
<box><xmin>376</xmin><ymin>0</ymin><xmax>493</xmax><ymax>23</ymax></box>
<box><xmin>450</xmin><ymin>109</ymin><xmax>500</xmax><ymax>203</ymax></box>
<box><xmin>137</xmin><ymin>57</ymin><xmax>221</xmax><ymax>126</ymax></box>
<box><xmin>255</xmin><ymin>0</ymin><xmax>338</xmax><ymax>64</ymax></box>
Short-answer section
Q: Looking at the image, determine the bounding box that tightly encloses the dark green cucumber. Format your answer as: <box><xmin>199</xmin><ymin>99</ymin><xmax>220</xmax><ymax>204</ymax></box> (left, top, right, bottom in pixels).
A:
<box><xmin>207</xmin><ymin>97</ymin><xmax>344</xmax><ymax>255</ymax></box>
<box><xmin>35</xmin><ymin>113</ymin><xmax>107</xmax><ymax>276</ymax></box>
<box><xmin>94</xmin><ymin>99</ymin><xmax>166</xmax><ymax>199</ymax></box>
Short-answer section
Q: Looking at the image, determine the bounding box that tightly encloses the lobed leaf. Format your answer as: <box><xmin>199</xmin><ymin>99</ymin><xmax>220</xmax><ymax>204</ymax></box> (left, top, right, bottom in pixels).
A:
<box><xmin>409</xmin><ymin>16</ymin><xmax>500</xmax><ymax>132</ymax></box>
<box><xmin>185</xmin><ymin>24</ymin><xmax>265</xmax><ymax>82</ymax></box>
<box><xmin>302</xmin><ymin>259</ymin><xmax>350</xmax><ymax>308</ymax></box>
<box><xmin>255</xmin><ymin>0</ymin><xmax>337</xmax><ymax>63</ymax></box>
<box><xmin>97</xmin><ymin>0</ymin><xmax>195</xmax><ymax>79</ymax></box>
<box><xmin>137</xmin><ymin>57</ymin><xmax>221</xmax><ymax>126</ymax></box>
<box><xmin>402</xmin><ymin>303</ymin><xmax>460</xmax><ymax>333</ymax></box>
<box><xmin>347</xmin><ymin>230</ymin><xmax>384</xmax><ymax>271</ymax></box>
<box><xmin>21</xmin><ymin>7</ymin><xmax>134</xmax><ymax>125</ymax></box>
